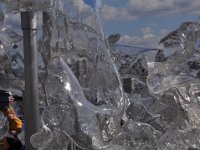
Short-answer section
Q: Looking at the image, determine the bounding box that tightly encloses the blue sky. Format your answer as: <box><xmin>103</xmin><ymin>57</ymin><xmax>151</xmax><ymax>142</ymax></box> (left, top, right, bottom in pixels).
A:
<box><xmin>4</xmin><ymin>0</ymin><xmax>200</xmax><ymax>49</ymax></box>
<box><xmin>102</xmin><ymin>0</ymin><xmax>200</xmax><ymax>48</ymax></box>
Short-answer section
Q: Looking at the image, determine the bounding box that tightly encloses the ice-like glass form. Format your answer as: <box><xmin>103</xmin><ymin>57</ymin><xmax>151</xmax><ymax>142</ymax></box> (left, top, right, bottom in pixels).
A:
<box><xmin>158</xmin><ymin>128</ymin><xmax>200</xmax><ymax>150</ymax></box>
<box><xmin>37</xmin><ymin>46</ymin><xmax>124</xmax><ymax>148</ymax></box>
<box><xmin>0</xmin><ymin>1</ymin><xmax>24</xmax><ymax>142</ymax></box>
<box><xmin>36</xmin><ymin>18</ymin><xmax>200</xmax><ymax>149</ymax></box>
<box><xmin>0</xmin><ymin>43</ymin><xmax>24</xmax><ymax>93</ymax></box>
<box><xmin>0</xmin><ymin>3</ymin><xmax>22</xmax><ymax>48</ymax></box>
<box><xmin>30</xmin><ymin>125</ymin><xmax>54</xmax><ymax>149</ymax></box>
<box><xmin>0</xmin><ymin>112</ymin><xmax>8</xmax><ymax>139</ymax></box>
<box><xmin>0</xmin><ymin>112</ymin><xmax>6</xmax><ymax>127</ymax></box>
<box><xmin>3</xmin><ymin>0</ymin><xmax>200</xmax><ymax>149</ymax></box>
<box><xmin>107</xmin><ymin>120</ymin><xmax>161</xmax><ymax>150</ymax></box>
<box><xmin>33</xmin><ymin>0</ymin><xmax>125</xmax><ymax>149</ymax></box>
<box><xmin>147</xmin><ymin>21</ymin><xmax>200</xmax><ymax>149</ymax></box>
<box><xmin>148</xmin><ymin>23</ymin><xmax>195</xmax><ymax>93</ymax></box>
<box><xmin>107</xmin><ymin>21</ymin><xmax>200</xmax><ymax>150</ymax></box>
<box><xmin>0</xmin><ymin>2</ymin><xmax>24</xmax><ymax>93</ymax></box>
<box><xmin>109</xmin><ymin>43</ymin><xmax>158</xmax><ymax>79</ymax></box>
<box><xmin>147</xmin><ymin>22</ymin><xmax>200</xmax><ymax>108</ymax></box>
<box><xmin>36</xmin><ymin>1</ymin><xmax>200</xmax><ymax>150</ymax></box>
<box><xmin>0</xmin><ymin>27</ymin><xmax>22</xmax><ymax>48</ymax></box>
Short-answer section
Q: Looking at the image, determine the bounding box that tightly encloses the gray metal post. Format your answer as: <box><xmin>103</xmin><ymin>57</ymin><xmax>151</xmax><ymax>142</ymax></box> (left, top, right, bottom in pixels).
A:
<box><xmin>21</xmin><ymin>11</ymin><xmax>40</xmax><ymax>150</ymax></box>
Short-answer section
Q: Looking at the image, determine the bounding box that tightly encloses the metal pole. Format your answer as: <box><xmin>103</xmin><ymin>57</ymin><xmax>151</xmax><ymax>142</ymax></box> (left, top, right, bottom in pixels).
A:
<box><xmin>21</xmin><ymin>11</ymin><xmax>40</xmax><ymax>150</ymax></box>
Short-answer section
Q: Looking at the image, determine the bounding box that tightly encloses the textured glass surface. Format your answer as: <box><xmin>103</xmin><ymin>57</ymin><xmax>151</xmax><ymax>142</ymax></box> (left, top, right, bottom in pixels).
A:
<box><xmin>147</xmin><ymin>21</ymin><xmax>200</xmax><ymax>150</ymax></box>
<box><xmin>34</xmin><ymin>0</ymin><xmax>125</xmax><ymax>149</ymax></box>
<box><xmin>0</xmin><ymin>112</ymin><xmax>8</xmax><ymax>139</ymax></box>
<box><xmin>0</xmin><ymin>2</ymin><xmax>24</xmax><ymax>93</ymax></box>
<box><xmin>2</xmin><ymin>0</ymin><xmax>200</xmax><ymax>150</ymax></box>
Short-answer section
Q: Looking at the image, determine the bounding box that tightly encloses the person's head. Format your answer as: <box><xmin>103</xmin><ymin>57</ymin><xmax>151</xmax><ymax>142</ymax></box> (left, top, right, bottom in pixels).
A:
<box><xmin>2</xmin><ymin>106</ymin><xmax>16</xmax><ymax>120</ymax></box>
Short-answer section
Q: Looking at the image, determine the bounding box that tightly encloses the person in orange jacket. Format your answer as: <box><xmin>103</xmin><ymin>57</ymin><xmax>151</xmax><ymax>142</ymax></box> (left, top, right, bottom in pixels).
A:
<box><xmin>2</xmin><ymin>106</ymin><xmax>24</xmax><ymax>150</ymax></box>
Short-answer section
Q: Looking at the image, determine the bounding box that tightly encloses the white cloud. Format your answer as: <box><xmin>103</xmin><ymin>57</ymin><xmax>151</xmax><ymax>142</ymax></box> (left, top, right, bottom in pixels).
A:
<box><xmin>73</xmin><ymin>0</ymin><xmax>93</xmax><ymax>15</ymax></box>
<box><xmin>102</xmin><ymin>5</ymin><xmax>137</xmax><ymax>21</ymax></box>
<box><xmin>100</xmin><ymin>0</ymin><xmax>200</xmax><ymax>23</ymax></box>
<box><xmin>141</xmin><ymin>27</ymin><xmax>153</xmax><ymax>35</ymax></box>
<box><xmin>102</xmin><ymin>5</ymin><xmax>118</xmax><ymax>20</ymax></box>
<box><xmin>141</xmin><ymin>27</ymin><xmax>155</xmax><ymax>39</ymax></box>
<box><xmin>128</xmin><ymin>0</ymin><xmax>174</xmax><ymax>13</ymax></box>
<box><xmin>119</xmin><ymin>34</ymin><xmax>161</xmax><ymax>48</ymax></box>
<box><xmin>118</xmin><ymin>27</ymin><xmax>167</xmax><ymax>48</ymax></box>
<box><xmin>102</xmin><ymin>0</ymin><xmax>200</xmax><ymax>21</ymax></box>
<box><xmin>119</xmin><ymin>35</ymin><xmax>142</xmax><ymax>44</ymax></box>
<box><xmin>127</xmin><ymin>0</ymin><xmax>200</xmax><ymax>16</ymax></box>
<box><xmin>143</xmin><ymin>34</ymin><xmax>155</xmax><ymax>39</ymax></box>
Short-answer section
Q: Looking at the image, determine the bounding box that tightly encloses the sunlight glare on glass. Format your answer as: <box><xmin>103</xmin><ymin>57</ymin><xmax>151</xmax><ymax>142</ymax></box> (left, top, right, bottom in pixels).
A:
<box><xmin>65</xmin><ymin>82</ymin><xmax>71</xmax><ymax>92</ymax></box>
<box><xmin>77</xmin><ymin>101</ymin><xmax>83</xmax><ymax>106</ymax></box>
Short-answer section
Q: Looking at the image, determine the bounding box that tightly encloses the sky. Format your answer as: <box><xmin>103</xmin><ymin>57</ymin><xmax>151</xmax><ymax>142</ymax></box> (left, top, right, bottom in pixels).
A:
<box><xmin>3</xmin><ymin>0</ymin><xmax>200</xmax><ymax>50</ymax></box>
<box><xmin>102</xmin><ymin>0</ymin><xmax>200</xmax><ymax>48</ymax></box>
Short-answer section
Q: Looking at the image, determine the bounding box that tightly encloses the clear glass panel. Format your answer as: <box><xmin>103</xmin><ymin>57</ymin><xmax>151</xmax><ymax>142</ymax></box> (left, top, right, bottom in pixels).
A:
<box><xmin>1</xmin><ymin>0</ymin><xmax>200</xmax><ymax>149</ymax></box>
